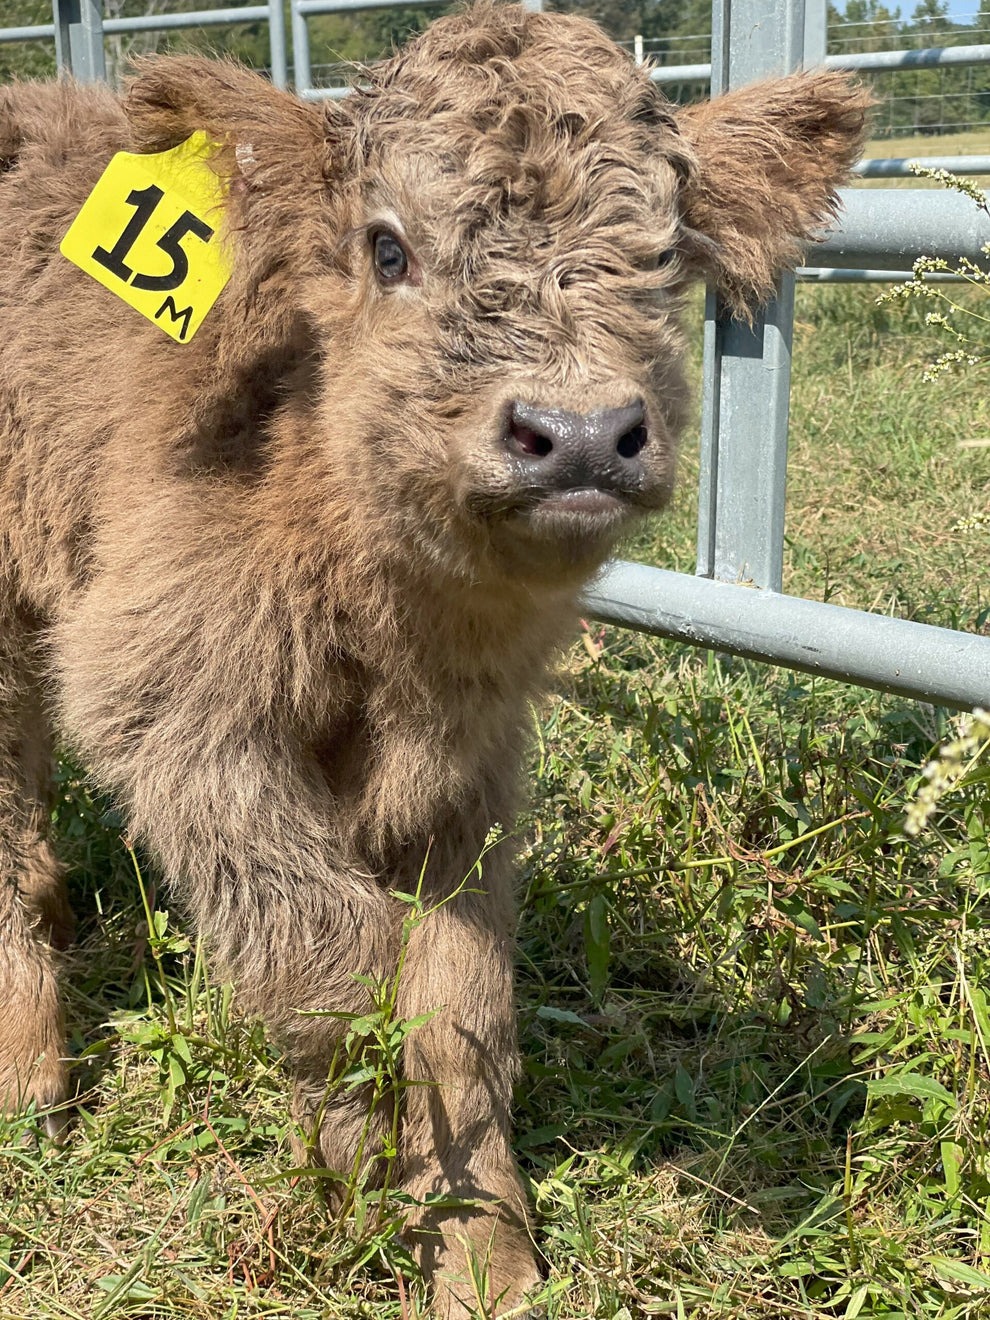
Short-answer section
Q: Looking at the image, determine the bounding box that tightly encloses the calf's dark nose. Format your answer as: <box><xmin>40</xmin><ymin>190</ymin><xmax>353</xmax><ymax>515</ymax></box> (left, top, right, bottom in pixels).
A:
<box><xmin>505</xmin><ymin>400</ymin><xmax>649</xmax><ymax>492</ymax></box>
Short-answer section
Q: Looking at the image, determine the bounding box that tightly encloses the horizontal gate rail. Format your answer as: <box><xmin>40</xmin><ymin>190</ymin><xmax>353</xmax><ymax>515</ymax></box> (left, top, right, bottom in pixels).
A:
<box><xmin>652</xmin><ymin>42</ymin><xmax>990</xmax><ymax>84</ymax></box>
<box><xmin>295</xmin><ymin>0</ymin><xmax>439</xmax><ymax>11</ymax></box>
<box><xmin>854</xmin><ymin>155</ymin><xmax>990</xmax><ymax>177</ymax></box>
<box><xmin>650</xmin><ymin>61</ymin><xmax>712</xmax><ymax>83</ymax></box>
<box><xmin>8</xmin><ymin>0</ymin><xmax>288</xmax><ymax>88</ymax></box>
<box><xmin>585</xmin><ymin>566</ymin><xmax>990</xmax><ymax>712</ymax></box>
<box><xmin>102</xmin><ymin>7</ymin><xmax>284</xmax><ymax>37</ymax></box>
<box><xmin>822</xmin><ymin>187</ymin><xmax>990</xmax><ymax>267</ymax></box>
<box><xmin>0</xmin><ymin>23</ymin><xmax>57</xmax><ymax>42</ymax></box>
<box><xmin>828</xmin><ymin>43</ymin><xmax>990</xmax><ymax>72</ymax></box>
<box><xmin>798</xmin><ymin>266</ymin><xmax>965</xmax><ymax>282</ymax></box>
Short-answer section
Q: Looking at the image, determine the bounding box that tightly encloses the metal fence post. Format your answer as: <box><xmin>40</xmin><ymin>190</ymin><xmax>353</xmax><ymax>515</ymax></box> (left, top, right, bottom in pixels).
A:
<box><xmin>268</xmin><ymin>0</ymin><xmax>288</xmax><ymax>88</ymax></box>
<box><xmin>53</xmin><ymin>0</ymin><xmax>105</xmax><ymax>81</ymax></box>
<box><xmin>290</xmin><ymin>0</ymin><xmax>312</xmax><ymax>95</ymax></box>
<box><xmin>804</xmin><ymin>0</ymin><xmax>827</xmax><ymax>66</ymax></box>
<box><xmin>696</xmin><ymin>0</ymin><xmax>806</xmax><ymax>591</ymax></box>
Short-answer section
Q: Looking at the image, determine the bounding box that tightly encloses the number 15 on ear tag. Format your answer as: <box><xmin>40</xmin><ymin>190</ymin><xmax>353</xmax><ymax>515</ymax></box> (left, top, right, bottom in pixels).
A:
<box><xmin>60</xmin><ymin>132</ymin><xmax>232</xmax><ymax>343</ymax></box>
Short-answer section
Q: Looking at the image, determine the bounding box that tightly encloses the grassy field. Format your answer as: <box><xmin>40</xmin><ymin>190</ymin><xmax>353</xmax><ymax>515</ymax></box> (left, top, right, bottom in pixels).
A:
<box><xmin>861</xmin><ymin>129</ymin><xmax>990</xmax><ymax>162</ymax></box>
<box><xmin>1</xmin><ymin>157</ymin><xmax>989</xmax><ymax>1320</ymax></box>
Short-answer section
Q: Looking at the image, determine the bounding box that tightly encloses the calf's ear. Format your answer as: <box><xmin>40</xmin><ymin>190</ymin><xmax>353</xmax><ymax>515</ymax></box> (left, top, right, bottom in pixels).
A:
<box><xmin>674</xmin><ymin>70</ymin><xmax>872</xmax><ymax>317</ymax></box>
<box><xmin>124</xmin><ymin>54</ymin><xmax>324</xmax><ymax>169</ymax></box>
<box><xmin>123</xmin><ymin>57</ymin><xmax>333</xmax><ymax>301</ymax></box>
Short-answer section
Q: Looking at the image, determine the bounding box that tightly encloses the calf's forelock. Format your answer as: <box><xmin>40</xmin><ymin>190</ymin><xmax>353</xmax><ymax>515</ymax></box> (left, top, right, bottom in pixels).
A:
<box><xmin>322</xmin><ymin>4</ymin><xmax>697</xmax><ymax>384</ymax></box>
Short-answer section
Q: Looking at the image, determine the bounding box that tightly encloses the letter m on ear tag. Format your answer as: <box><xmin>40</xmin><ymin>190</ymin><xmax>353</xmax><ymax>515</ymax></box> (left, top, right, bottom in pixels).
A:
<box><xmin>60</xmin><ymin>131</ymin><xmax>232</xmax><ymax>343</ymax></box>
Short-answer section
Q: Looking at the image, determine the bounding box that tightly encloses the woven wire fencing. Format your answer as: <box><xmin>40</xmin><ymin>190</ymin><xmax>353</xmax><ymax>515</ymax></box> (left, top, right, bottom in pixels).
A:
<box><xmin>631</xmin><ymin>7</ymin><xmax>990</xmax><ymax>136</ymax></box>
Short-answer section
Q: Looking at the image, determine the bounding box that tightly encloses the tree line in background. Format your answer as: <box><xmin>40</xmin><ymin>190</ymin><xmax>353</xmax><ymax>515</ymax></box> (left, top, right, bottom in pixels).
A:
<box><xmin>2</xmin><ymin>0</ymin><xmax>989</xmax><ymax>136</ymax></box>
<box><xmin>828</xmin><ymin>0</ymin><xmax>990</xmax><ymax>135</ymax></box>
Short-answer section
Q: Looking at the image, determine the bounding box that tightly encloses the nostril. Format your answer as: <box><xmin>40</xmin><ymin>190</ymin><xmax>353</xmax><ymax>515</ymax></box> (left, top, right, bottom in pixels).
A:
<box><xmin>509</xmin><ymin>420</ymin><xmax>553</xmax><ymax>459</ymax></box>
<box><xmin>616</xmin><ymin>423</ymin><xmax>649</xmax><ymax>459</ymax></box>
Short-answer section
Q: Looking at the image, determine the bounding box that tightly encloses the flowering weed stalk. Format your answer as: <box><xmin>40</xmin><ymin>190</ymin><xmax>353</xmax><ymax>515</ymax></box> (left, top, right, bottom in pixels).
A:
<box><xmin>905</xmin><ymin>709</ymin><xmax>990</xmax><ymax>836</ymax></box>
<box><xmin>877</xmin><ymin>165</ymin><xmax>990</xmax><ymax>383</ymax></box>
<box><xmin>878</xmin><ymin>167</ymin><xmax>990</xmax><ymax>841</ymax></box>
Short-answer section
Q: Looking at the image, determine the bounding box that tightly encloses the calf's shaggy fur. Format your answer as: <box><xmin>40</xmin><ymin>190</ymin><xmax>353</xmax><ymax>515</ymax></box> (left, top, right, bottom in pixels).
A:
<box><xmin>0</xmin><ymin>5</ymin><xmax>869</xmax><ymax>1313</ymax></box>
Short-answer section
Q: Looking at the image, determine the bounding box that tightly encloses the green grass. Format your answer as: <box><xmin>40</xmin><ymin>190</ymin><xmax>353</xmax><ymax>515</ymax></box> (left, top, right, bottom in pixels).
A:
<box><xmin>1</xmin><ymin>279</ymin><xmax>989</xmax><ymax>1318</ymax></box>
<box><xmin>860</xmin><ymin>129</ymin><xmax>990</xmax><ymax>163</ymax></box>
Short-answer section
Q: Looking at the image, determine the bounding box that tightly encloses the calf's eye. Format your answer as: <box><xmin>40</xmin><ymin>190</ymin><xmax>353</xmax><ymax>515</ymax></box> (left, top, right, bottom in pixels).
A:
<box><xmin>371</xmin><ymin>230</ymin><xmax>409</xmax><ymax>284</ymax></box>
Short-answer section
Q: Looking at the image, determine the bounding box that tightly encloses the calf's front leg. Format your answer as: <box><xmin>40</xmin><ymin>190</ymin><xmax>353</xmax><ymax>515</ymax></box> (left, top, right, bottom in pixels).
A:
<box><xmin>397</xmin><ymin>845</ymin><xmax>541</xmax><ymax>1318</ymax></box>
<box><xmin>58</xmin><ymin>603</ymin><xmax>538</xmax><ymax>1312</ymax></box>
<box><xmin>120</xmin><ymin>755</ymin><xmax>539</xmax><ymax>1313</ymax></box>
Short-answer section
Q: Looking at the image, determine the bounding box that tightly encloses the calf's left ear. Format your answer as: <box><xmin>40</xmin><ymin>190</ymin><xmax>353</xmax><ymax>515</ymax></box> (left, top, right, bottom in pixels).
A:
<box><xmin>674</xmin><ymin>70</ymin><xmax>872</xmax><ymax>317</ymax></box>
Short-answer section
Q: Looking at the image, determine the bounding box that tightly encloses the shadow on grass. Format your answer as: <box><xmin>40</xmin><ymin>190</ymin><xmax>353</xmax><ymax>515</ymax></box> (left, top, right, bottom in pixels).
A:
<box><xmin>512</xmin><ymin>642</ymin><xmax>990</xmax><ymax>1310</ymax></box>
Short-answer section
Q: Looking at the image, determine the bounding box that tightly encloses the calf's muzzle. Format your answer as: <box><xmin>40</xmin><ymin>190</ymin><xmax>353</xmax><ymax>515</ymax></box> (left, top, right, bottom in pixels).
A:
<box><xmin>504</xmin><ymin>399</ymin><xmax>650</xmax><ymax>498</ymax></box>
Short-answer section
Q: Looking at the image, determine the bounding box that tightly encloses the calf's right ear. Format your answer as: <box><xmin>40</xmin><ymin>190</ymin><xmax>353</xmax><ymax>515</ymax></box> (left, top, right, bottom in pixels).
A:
<box><xmin>675</xmin><ymin>70</ymin><xmax>873</xmax><ymax>317</ymax></box>
<box><xmin>123</xmin><ymin>57</ymin><xmax>334</xmax><ymax>298</ymax></box>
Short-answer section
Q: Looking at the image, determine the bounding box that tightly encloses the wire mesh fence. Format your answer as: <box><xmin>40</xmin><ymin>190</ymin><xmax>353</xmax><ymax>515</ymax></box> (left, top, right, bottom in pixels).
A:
<box><xmin>626</xmin><ymin>7</ymin><xmax>990</xmax><ymax>136</ymax></box>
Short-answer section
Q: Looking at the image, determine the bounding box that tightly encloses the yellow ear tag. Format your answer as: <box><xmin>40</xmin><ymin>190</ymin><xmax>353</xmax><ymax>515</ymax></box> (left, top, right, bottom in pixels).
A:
<box><xmin>60</xmin><ymin>131</ymin><xmax>232</xmax><ymax>343</ymax></box>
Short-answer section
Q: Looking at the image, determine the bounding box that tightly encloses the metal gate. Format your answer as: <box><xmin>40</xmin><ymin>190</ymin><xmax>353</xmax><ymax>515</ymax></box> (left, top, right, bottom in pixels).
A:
<box><xmin>3</xmin><ymin>0</ymin><xmax>989</xmax><ymax>710</ymax></box>
<box><xmin>585</xmin><ymin>0</ymin><xmax>990</xmax><ymax>711</ymax></box>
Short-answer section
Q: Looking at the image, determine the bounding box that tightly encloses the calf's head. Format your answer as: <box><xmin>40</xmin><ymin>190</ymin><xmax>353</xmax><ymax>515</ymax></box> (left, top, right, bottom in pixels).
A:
<box><xmin>125</xmin><ymin>2</ymin><xmax>870</xmax><ymax>586</ymax></box>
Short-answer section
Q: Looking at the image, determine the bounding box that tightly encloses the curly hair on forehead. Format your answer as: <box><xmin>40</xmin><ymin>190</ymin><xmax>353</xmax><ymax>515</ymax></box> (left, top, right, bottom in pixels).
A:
<box><xmin>343</xmin><ymin>0</ymin><xmax>691</xmax><ymax>166</ymax></box>
<box><xmin>325</xmin><ymin>1</ymin><xmax>696</xmax><ymax>369</ymax></box>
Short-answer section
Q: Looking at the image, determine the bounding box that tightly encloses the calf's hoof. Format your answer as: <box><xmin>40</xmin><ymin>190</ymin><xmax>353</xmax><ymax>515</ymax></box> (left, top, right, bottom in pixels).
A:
<box><xmin>411</xmin><ymin>1202</ymin><xmax>543</xmax><ymax>1320</ymax></box>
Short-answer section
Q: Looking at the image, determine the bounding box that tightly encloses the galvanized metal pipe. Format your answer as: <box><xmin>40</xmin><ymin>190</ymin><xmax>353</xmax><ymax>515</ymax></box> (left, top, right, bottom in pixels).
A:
<box><xmin>650</xmin><ymin>42</ymin><xmax>990</xmax><ymax>85</ymax></box>
<box><xmin>101</xmin><ymin>7</ymin><xmax>271</xmax><ymax>34</ymax></box>
<box><xmin>650</xmin><ymin>62</ymin><xmax>712</xmax><ymax>84</ymax></box>
<box><xmin>696</xmin><ymin>0</ymin><xmax>803</xmax><ymax>594</ymax></box>
<box><xmin>798</xmin><ymin>266</ymin><xmax>964</xmax><ymax>281</ymax></box>
<box><xmin>300</xmin><ymin>84</ymin><xmax>349</xmax><ymax>99</ymax></box>
<box><xmin>291</xmin><ymin>0</ymin><xmax>312</xmax><ymax>94</ymax></box>
<box><xmin>854</xmin><ymin>155</ymin><xmax>990</xmax><ymax>178</ymax></box>
<box><xmin>296</xmin><ymin>0</ymin><xmax>439</xmax><ymax>12</ymax></box>
<box><xmin>584</xmin><ymin>563</ymin><xmax>990</xmax><ymax>711</ymax></box>
<box><xmin>268</xmin><ymin>0</ymin><xmax>288</xmax><ymax>88</ymax></box>
<box><xmin>54</xmin><ymin>0</ymin><xmax>105</xmax><ymax>81</ymax></box>
<box><xmin>822</xmin><ymin>187</ymin><xmax>990</xmax><ymax>267</ymax></box>
<box><xmin>828</xmin><ymin>42</ymin><xmax>990</xmax><ymax>71</ymax></box>
<box><xmin>0</xmin><ymin>24</ymin><xmax>55</xmax><ymax>41</ymax></box>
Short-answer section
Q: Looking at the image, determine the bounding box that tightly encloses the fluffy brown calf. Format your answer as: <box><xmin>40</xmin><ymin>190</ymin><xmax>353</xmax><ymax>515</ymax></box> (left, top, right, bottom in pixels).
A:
<box><xmin>0</xmin><ymin>5</ymin><xmax>868</xmax><ymax>1314</ymax></box>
